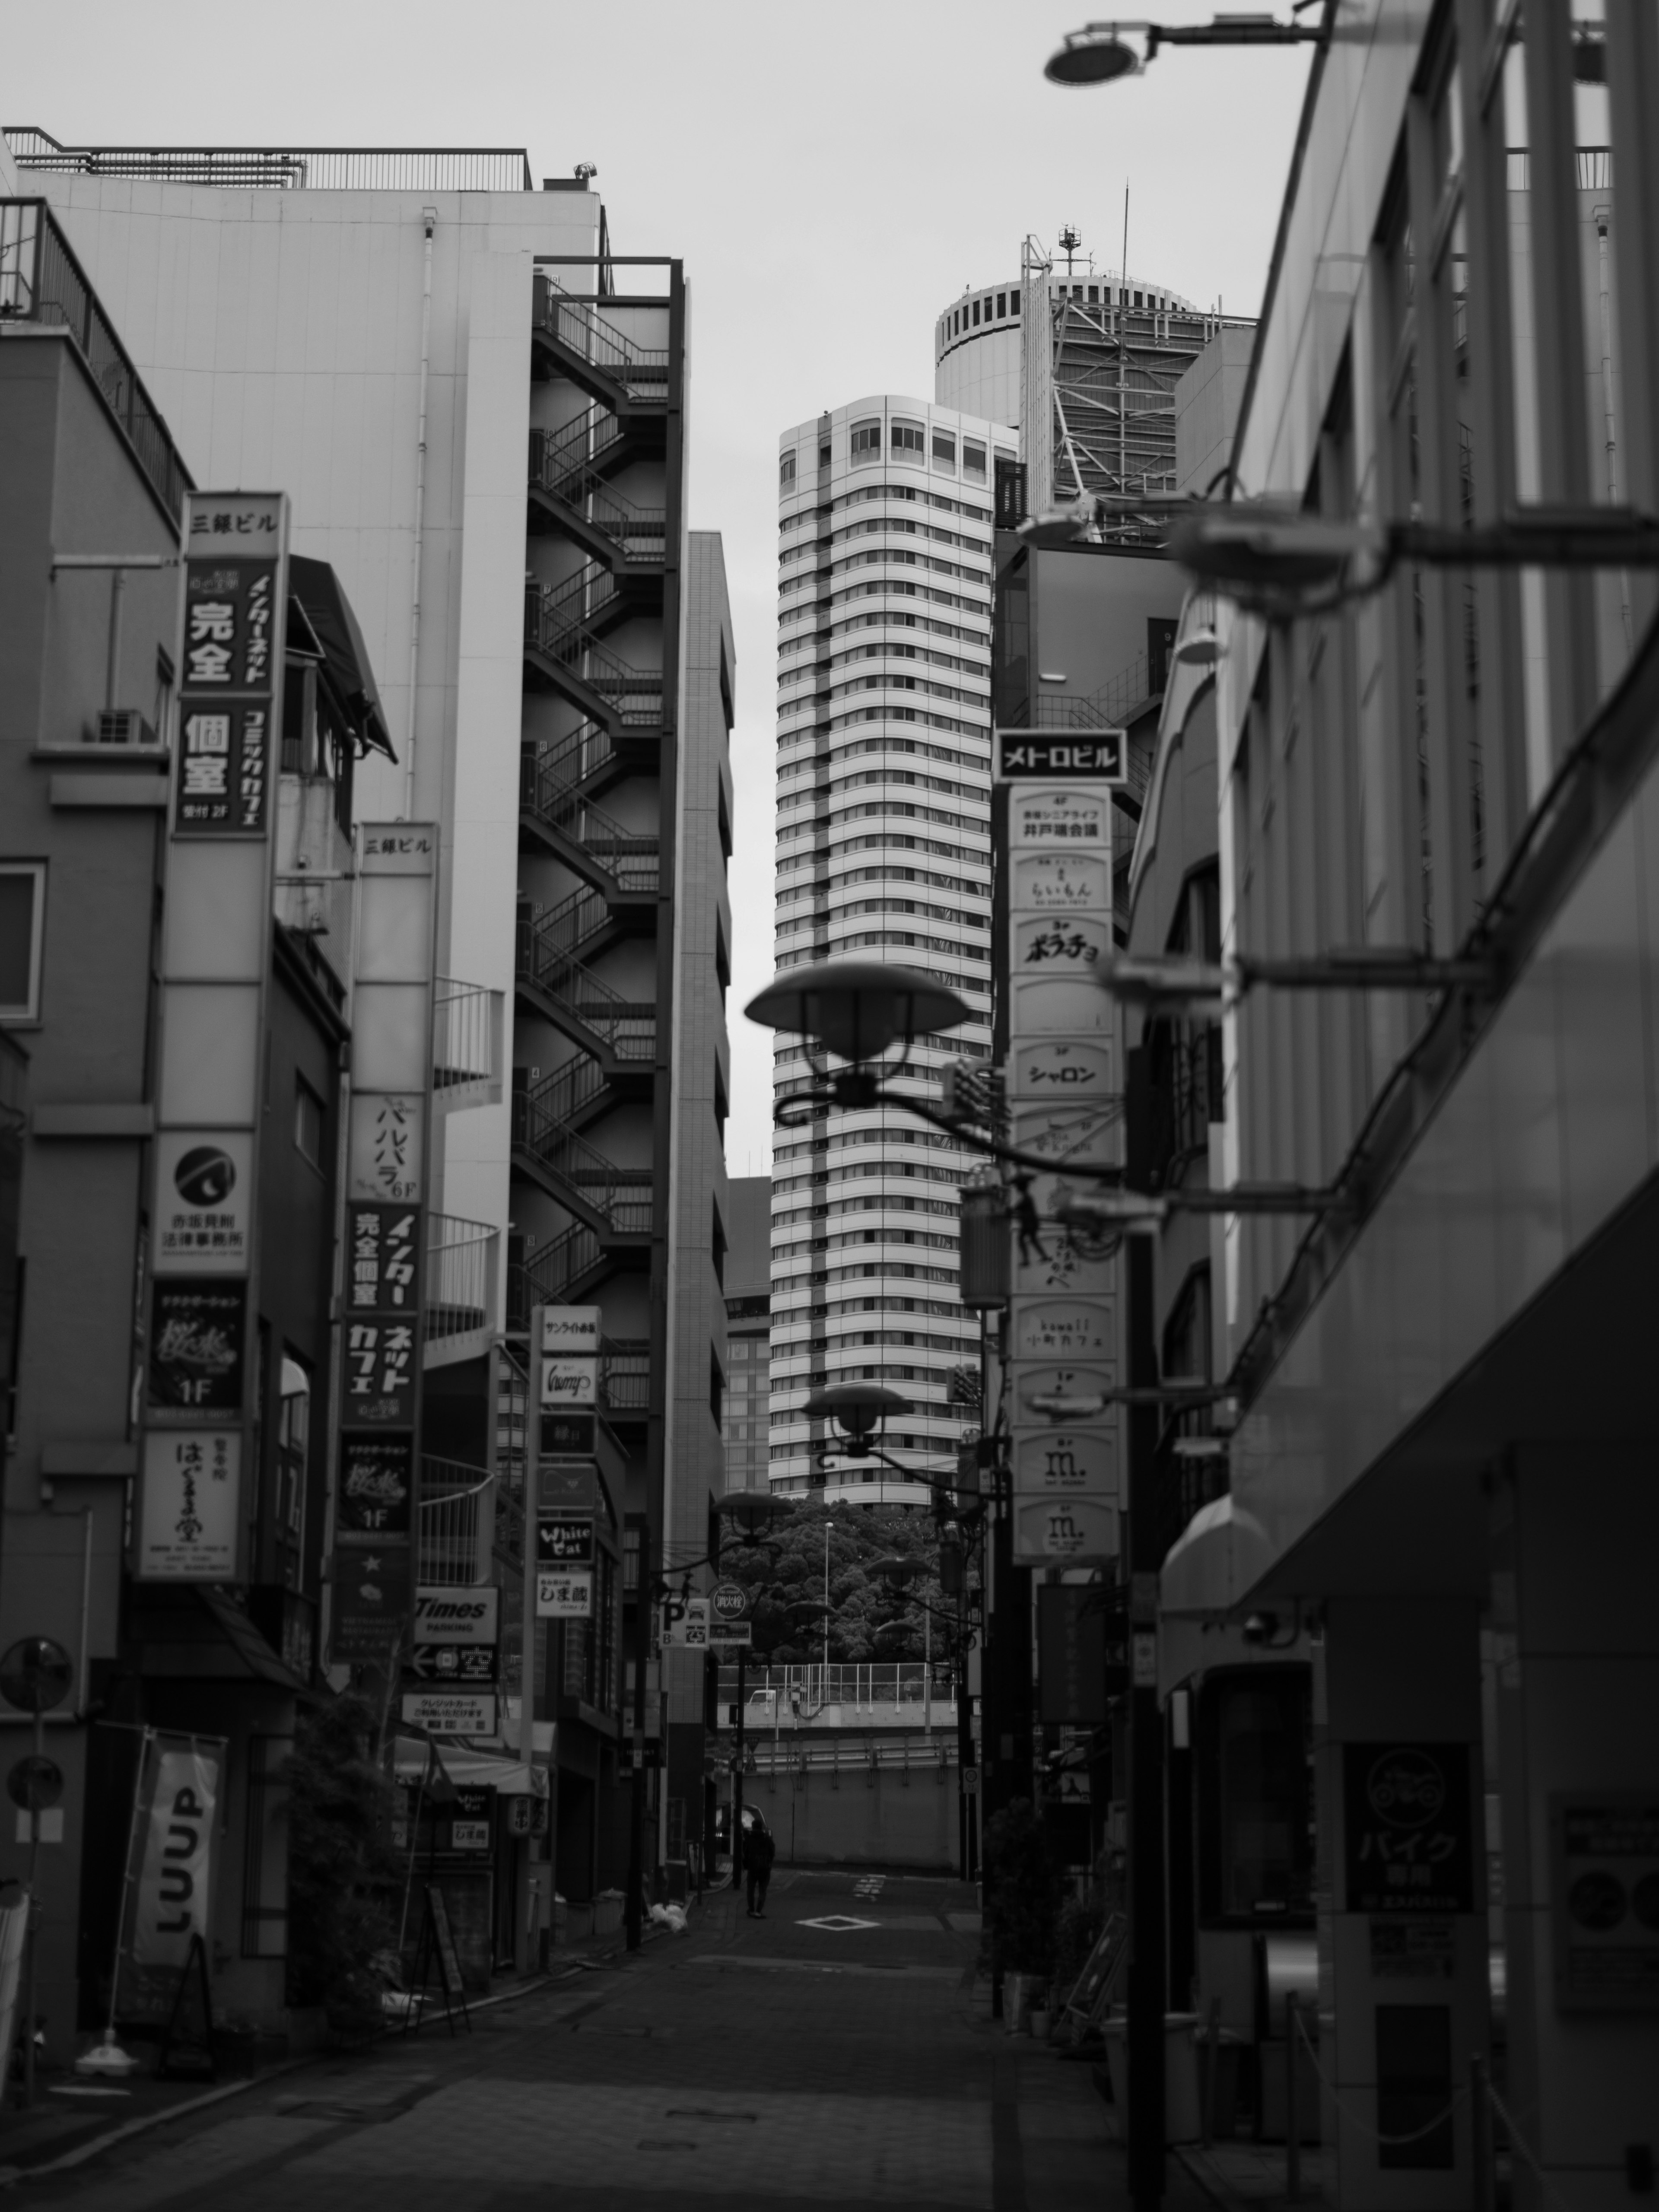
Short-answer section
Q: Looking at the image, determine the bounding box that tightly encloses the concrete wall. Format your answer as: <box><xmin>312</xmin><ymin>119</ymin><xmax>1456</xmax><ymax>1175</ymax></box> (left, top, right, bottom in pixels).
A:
<box><xmin>1173</xmin><ymin>327</ymin><xmax>1256</xmax><ymax>499</ymax></box>
<box><xmin>748</xmin><ymin>1753</ymin><xmax>961</xmax><ymax>1871</ymax></box>
<box><xmin>38</xmin><ymin>177</ymin><xmax>603</xmax><ymax>1263</ymax></box>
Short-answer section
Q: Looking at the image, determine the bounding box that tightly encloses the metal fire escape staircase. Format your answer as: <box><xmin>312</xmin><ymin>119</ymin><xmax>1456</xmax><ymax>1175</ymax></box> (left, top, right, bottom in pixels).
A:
<box><xmin>530</xmin><ymin>274</ymin><xmax>670</xmax><ymax>421</ymax></box>
<box><xmin>511</xmin><ymin>271</ymin><xmax>671</xmax><ymax>1332</ymax></box>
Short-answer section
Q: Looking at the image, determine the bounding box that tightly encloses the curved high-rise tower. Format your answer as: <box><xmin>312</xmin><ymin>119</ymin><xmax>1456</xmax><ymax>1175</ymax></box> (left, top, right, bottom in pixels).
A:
<box><xmin>768</xmin><ymin>396</ymin><xmax>1014</xmax><ymax>1501</ymax></box>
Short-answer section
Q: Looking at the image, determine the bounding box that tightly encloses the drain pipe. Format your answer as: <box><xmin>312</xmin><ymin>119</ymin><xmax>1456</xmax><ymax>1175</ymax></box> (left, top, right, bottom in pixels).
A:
<box><xmin>404</xmin><ymin>207</ymin><xmax>437</xmax><ymax>818</ymax></box>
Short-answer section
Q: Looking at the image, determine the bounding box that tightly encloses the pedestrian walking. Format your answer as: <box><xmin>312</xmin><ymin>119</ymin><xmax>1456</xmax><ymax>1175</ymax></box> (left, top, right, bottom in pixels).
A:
<box><xmin>744</xmin><ymin>1818</ymin><xmax>776</xmax><ymax>1918</ymax></box>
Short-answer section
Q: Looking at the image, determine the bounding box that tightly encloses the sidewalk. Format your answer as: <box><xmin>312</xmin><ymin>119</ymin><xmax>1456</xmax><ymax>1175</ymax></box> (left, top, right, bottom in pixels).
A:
<box><xmin>1179</xmin><ymin>2142</ymin><xmax>1332</xmax><ymax>2212</ymax></box>
<box><xmin>0</xmin><ymin>1919</ymin><xmax>656</xmax><ymax>2187</ymax></box>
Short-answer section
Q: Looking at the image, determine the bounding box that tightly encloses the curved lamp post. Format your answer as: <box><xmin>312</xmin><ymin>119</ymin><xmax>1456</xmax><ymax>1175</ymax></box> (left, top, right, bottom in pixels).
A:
<box><xmin>1045</xmin><ymin>13</ymin><xmax>1325</xmax><ymax>84</ymax></box>
<box><xmin>745</xmin><ymin>959</ymin><xmax>1128</xmax><ymax>1183</ymax></box>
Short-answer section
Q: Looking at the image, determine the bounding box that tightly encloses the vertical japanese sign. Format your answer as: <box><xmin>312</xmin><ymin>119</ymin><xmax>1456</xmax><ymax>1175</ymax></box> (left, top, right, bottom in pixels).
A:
<box><xmin>332</xmin><ymin>826</ymin><xmax>439</xmax><ymax>1668</ymax></box>
<box><xmin>135</xmin><ymin>494</ymin><xmax>289</xmax><ymax>1583</ymax></box>
<box><xmin>1000</xmin><ymin>783</ymin><xmax>1121</xmax><ymax>1566</ymax></box>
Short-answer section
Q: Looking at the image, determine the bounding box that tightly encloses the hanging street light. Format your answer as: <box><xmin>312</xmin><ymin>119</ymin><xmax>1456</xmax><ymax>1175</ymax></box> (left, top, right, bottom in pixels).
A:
<box><xmin>1043</xmin><ymin>12</ymin><xmax>1326</xmax><ymax>84</ymax></box>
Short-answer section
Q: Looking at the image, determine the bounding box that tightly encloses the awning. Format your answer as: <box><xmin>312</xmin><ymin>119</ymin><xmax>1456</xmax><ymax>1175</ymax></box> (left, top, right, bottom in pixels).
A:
<box><xmin>128</xmin><ymin>1587</ymin><xmax>311</xmax><ymax>1692</ymax></box>
<box><xmin>1160</xmin><ymin>1494</ymin><xmax>1275</xmax><ymax>1619</ymax></box>
<box><xmin>287</xmin><ymin>555</ymin><xmax>396</xmax><ymax>761</ymax></box>
<box><xmin>392</xmin><ymin>1735</ymin><xmax>548</xmax><ymax>1797</ymax></box>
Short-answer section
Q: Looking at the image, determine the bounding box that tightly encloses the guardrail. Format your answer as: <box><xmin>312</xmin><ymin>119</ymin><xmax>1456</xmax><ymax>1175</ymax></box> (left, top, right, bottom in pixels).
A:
<box><xmin>425</xmin><ymin>1213</ymin><xmax>497</xmax><ymax>1346</ymax></box>
<box><xmin>433</xmin><ymin>978</ymin><xmax>502</xmax><ymax>1105</ymax></box>
<box><xmin>417</xmin><ymin>1457</ymin><xmax>493</xmax><ymax>1586</ymax></box>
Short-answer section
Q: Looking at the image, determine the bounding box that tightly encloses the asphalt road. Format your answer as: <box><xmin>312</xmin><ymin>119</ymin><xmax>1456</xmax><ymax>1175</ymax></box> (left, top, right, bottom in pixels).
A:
<box><xmin>6</xmin><ymin>1868</ymin><xmax>1211</xmax><ymax>2212</ymax></box>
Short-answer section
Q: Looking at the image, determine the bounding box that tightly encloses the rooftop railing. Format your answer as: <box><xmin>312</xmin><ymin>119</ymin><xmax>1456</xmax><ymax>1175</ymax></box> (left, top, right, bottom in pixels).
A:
<box><xmin>5</xmin><ymin>130</ymin><xmax>534</xmax><ymax>193</ymax></box>
<box><xmin>0</xmin><ymin>198</ymin><xmax>190</xmax><ymax>523</ymax></box>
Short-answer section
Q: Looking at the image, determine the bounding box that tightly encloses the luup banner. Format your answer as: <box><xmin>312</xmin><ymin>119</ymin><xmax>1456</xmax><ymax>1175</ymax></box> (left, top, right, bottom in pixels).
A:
<box><xmin>114</xmin><ymin>1732</ymin><xmax>226</xmax><ymax>2022</ymax></box>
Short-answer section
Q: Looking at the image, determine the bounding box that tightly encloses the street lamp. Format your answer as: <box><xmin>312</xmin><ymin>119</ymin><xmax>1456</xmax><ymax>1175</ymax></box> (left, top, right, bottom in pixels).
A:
<box><xmin>746</xmin><ymin>959</ymin><xmax>1128</xmax><ymax>1182</ymax></box>
<box><xmin>715</xmin><ymin>1489</ymin><xmax>793</xmax><ymax>1545</ymax></box>
<box><xmin>1166</xmin><ymin>501</ymin><xmax>1659</xmax><ymax>620</ymax></box>
<box><xmin>1044</xmin><ymin>13</ymin><xmax>1325</xmax><ymax>84</ymax></box>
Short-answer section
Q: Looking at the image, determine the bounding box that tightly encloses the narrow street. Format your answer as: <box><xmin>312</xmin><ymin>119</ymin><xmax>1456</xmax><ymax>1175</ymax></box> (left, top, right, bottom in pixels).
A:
<box><xmin>5</xmin><ymin>1872</ymin><xmax>1212</xmax><ymax>2212</ymax></box>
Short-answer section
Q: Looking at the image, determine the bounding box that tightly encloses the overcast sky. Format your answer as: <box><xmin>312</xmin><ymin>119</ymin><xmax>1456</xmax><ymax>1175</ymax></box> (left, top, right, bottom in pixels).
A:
<box><xmin>11</xmin><ymin>0</ymin><xmax>1310</xmax><ymax>1176</ymax></box>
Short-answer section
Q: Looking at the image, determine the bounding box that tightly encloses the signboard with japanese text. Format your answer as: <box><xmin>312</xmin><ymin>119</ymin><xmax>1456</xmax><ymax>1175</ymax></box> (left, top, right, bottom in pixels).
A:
<box><xmin>1550</xmin><ymin>1793</ymin><xmax>1659</xmax><ymax>2011</ymax></box>
<box><xmin>1011</xmin><ymin>912</ymin><xmax>1114</xmax><ymax>980</ymax></box>
<box><xmin>146</xmin><ymin>1280</ymin><xmax>246</xmax><ymax>1418</ymax></box>
<box><xmin>1008</xmin><ymin>786</ymin><xmax>1112</xmax><ymax>847</ymax></box>
<box><xmin>343</xmin><ymin>823</ymin><xmax>438</xmax><ymax>1678</ymax></box>
<box><xmin>1007</xmin><ymin>1039</ymin><xmax>1115</xmax><ymax>1100</ymax></box>
<box><xmin>408</xmin><ymin>1640</ymin><xmax>497</xmax><ymax>1684</ymax></box>
<box><xmin>1008</xmin><ymin>849</ymin><xmax>1112</xmax><ymax>914</ymax></box>
<box><xmin>538</xmin><ymin>1459</ymin><xmax>598</xmax><ymax>1509</ymax></box>
<box><xmin>1343</xmin><ymin>1743</ymin><xmax>1475</xmax><ymax>1916</ymax></box>
<box><xmin>1002</xmin><ymin>773</ymin><xmax>1121</xmax><ymax>1569</ymax></box>
<box><xmin>343</xmin><ymin>1316</ymin><xmax>418</xmax><ymax>1425</ymax></box>
<box><xmin>348</xmin><ymin>1093</ymin><xmax>425</xmax><ymax>1205</ymax></box>
<box><xmin>137</xmin><ymin>491</ymin><xmax>289</xmax><ymax>1593</ymax></box>
<box><xmin>537</xmin><ymin>1569</ymin><xmax>593</xmax><ymax>1619</ymax></box>
<box><xmin>536</xmin><ymin>1515</ymin><xmax>595</xmax><ymax>1566</ymax></box>
<box><xmin>345</xmin><ymin>1204</ymin><xmax>421</xmax><ymax>1316</ymax></box>
<box><xmin>330</xmin><ymin>1545</ymin><xmax>412</xmax><ymax>1657</ymax></box>
<box><xmin>540</xmin><ymin>1413</ymin><xmax>597</xmax><ymax>1460</ymax></box>
<box><xmin>337</xmin><ymin>1432</ymin><xmax>413</xmax><ymax>1538</ymax></box>
<box><xmin>448</xmin><ymin>1787</ymin><xmax>494</xmax><ymax>1854</ymax></box>
<box><xmin>1010</xmin><ymin>1361</ymin><xmax>1117</xmax><ymax>1425</ymax></box>
<box><xmin>174</xmin><ymin>543</ymin><xmax>279</xmax><ymax>837</ymax></box>
<box><xmin>995</xmin><ymin>727</ymin><xmax>1126</xmax><ymax>782</ymax></box>
<box><xmin>540</xmin><ymin>1306</ymin><xmax>602</xmax><ymax>1357</ymax></box>
<box><xmin>1010</xmin><ymin>1298</ymin><xmax>1116</xmax><ymax>1362</ymax></box>
<box><xmin>151</xmin><ymin>1132</ymin><xmax>253</xmax><ymax>1276</ymax></box>
<box><xmin>137</xmin><ymin>1431</ymin><xmax>241</xmax><ymax>1579</ymax></box>
<box><xmin>360</xmin><ymin>825</ymin><xmax>438</xmax><ymax>873</ymax></box>
<box><xmin>400</xmin><ymin>1690</ymin><xmax>498</xmax><ymax>1738</ymax></box>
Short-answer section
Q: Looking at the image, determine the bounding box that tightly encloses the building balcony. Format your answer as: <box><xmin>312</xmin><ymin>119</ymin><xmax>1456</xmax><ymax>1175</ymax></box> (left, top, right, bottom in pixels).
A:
<box><xmin>433</xmin><ymin>978</ymin><xmax>505</xmax><ymax>1112</ymax></box>
<box><xmin>0</xmin><ymin>197</ymin><xmax>191</xmax><ymax>522</ymax></box>
<box><xmin>424</xmin><ymin>1212</ymin><xmax>499</xmax><ymax>1370</ymax></box>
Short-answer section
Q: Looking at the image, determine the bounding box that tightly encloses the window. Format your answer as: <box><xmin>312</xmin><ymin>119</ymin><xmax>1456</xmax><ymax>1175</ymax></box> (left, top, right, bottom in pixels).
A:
<box><xmin>779</xmin><ymin>450</ymin><xmax>796</xmax><ymax>489</ymax></box>
<box><xmin>996</xmin><ymin>292</ymin><xmax>1007</xmax><ymax>316</ymax></box>
<box><xmin>293</xmin><ymin>1074</ymin><xmax>324</xmax><ymax>1167</ymax></box>
<box><xmin>818</xmin><ymin>441</ymin><xmax>831</xmax><ymax>468</ymax></box>
<box><xmin>931</xmin><ymin>431</ymin><xmax>956</xmax><ymax>472</ymax></box>
<box><xmin>277</xmin><ymin>1357</ymin><xmax>310</xmax><ymax>1544</ymax></box>
<box><xmin>849</xmin><ymin>419</ymin><xmax>881</xmax><ymax>466</ymax></box>
<box><xmin>962</xmin><ymin>439</ymin><xmax>987</xmax><ymax>480</ymax></box>
<box><xmin>0</xmin><ymin>865</ymin><xmax>45</xmax><ymax>1023</ymax></box>
<box><xmin>891</xmin><ymin>420</ymin><xmax>924</xmax><ymax>459</ymax></box>
<box><xmin>972</xmin><ymin>300</ymin><xmax>980</xmax><ymax>327</ymax></box>
<box><xmin>1010</xmin><ymin>292</ymin><xmax>1020</xmax><ymax>316</ymax></box>
<box><xmin>1196</xmin><ymin>1669</ymin><xmax>1314</xmax><ymax>1924</ymax></box>
<box><xmin>731</xmin><ymin>1338</ymin><xmax>750</xmax><ymax>1362</ymax></box>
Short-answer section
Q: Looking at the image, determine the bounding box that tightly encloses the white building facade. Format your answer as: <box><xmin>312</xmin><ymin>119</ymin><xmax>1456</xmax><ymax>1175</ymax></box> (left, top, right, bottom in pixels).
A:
<box><xmin>769</xmin><ymin>397</ymin><xmax>1014</xmax><ymax>1500</ymax></box>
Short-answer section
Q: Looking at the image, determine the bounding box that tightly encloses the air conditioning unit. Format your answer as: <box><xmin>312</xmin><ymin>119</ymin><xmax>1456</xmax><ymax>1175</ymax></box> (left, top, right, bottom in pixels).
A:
<box><xmin>90</xmin><ymin>709</ymin><xmax>157</xmax><ymax>747</ymax></box>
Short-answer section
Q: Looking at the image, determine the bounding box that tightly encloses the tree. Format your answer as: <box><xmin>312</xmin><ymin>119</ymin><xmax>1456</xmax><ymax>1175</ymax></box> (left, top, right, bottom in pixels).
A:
<box><xmin>286</xmin><ymin>1691</ymin><xmax>403</xmax><ymax>2023</ymax></box>
<box><xmin>713</xmin><ymin>1502</ymin><xmax>945</xmax><ymax>1663</ymax></box>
